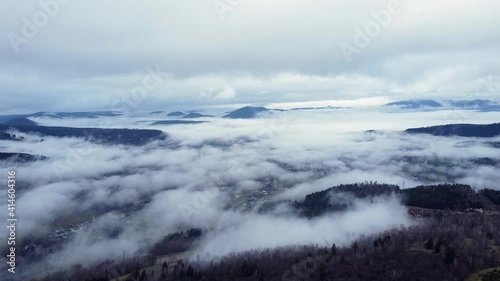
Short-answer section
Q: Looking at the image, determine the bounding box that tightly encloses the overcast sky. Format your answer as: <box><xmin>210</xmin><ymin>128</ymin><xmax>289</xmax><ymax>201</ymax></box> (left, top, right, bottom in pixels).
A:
<box><xmin>1</xmin><ymin>0</ymin><xmax>499</xmax><ymax>113</ymax></box>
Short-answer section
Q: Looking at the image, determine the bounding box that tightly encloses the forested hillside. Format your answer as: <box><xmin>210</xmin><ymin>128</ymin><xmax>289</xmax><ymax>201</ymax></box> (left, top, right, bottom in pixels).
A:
<box><xmin>406</xmin><ymin>123</ymin><xmax>500</xmax><ymax>138</ymax></box>
<box><xmin>36</xmin><ymin>214</ymin><xmax>500</xmax><ymax>281</ymax></box>
<box><xmin>294</xmin><ymin>183</ymin><xmax>500</xmax><ymax>217</ymax></box>
<box><xmin>294</xmin><ymin>182</ymin><xmax>399</xmax><ymax>217</ymax></box>
<box><xmin>0</xmin><ymin>125</ymin><xmax>167</xmax><ymax>145</ymax></box>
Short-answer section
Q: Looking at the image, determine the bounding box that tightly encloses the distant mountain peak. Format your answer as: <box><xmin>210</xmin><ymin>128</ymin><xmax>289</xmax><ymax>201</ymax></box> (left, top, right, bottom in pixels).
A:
<box><xmin>149</xmin><ymin>111</ymin><xmax>166</xmax><ymax>115</ymax></box>
<box><xmin>450</xmin><ymin>99</ymin><xmax>494</xmax><ymax>107</ymax></box>
<box><xmin>3</xmin><ymin>117</ymin><xmax>38</xmax><ymax>126</ymax></box>
<box><xmin>182</xmin><ymin>112</ymin><xmax>214</xmax><ymax>119</ymax></box>
<box><xmin>223</xmin><ymin>106</ymin><xmax>270</xmax><ymax>119</ymax></box>
<box><xmin>385</xmin><ymin>100</ymin><xmax>443</xmax><ymax>109</ymax></box>
<box><xmin>448</xmin><ymin>99</ymin><xmax>500</xmax><ymax>112</ymax></box>
<box><xmin>29</xmin><ymin>111</ymin><xmax>122</xmax><ymax>119</ymax></box>
<box><xmin>167</xmin><ymin>111</ymin><xmax>186</xmax><ymax>117</ymax></box>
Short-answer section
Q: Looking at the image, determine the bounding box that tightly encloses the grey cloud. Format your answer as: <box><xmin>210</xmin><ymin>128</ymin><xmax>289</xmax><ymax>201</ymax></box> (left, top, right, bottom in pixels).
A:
<box><xmin>1</xmin><ymin>1</ymin><xmax>500</xmax><ymax>110</ymax></box>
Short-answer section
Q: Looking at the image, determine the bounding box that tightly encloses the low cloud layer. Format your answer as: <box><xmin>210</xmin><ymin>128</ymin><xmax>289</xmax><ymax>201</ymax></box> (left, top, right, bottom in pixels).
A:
<box><xmin>195</xmin><ymin>195</ymin><xmax>409</xmax><ymax>257</ymax></box>
<box><xmin>0</xmin><ymin>109</ymin><xmax>499</xmax><ymax>277</ymax></box>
